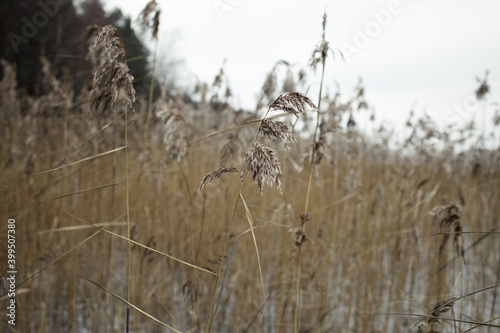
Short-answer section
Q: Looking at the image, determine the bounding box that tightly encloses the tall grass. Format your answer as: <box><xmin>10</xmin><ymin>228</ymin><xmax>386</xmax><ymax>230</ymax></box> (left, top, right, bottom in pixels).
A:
<box><xmin>1</xmin><ymin>7</ymin><xmax>500</xmax><ymax>333</ymax></box>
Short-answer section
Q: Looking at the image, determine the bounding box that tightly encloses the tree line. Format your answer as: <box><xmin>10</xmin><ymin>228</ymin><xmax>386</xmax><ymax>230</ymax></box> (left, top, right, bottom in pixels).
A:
<box><xmin>0</xmin><ymin>0</ymin><xmax>152</xmax><ymax>103</ymax></box>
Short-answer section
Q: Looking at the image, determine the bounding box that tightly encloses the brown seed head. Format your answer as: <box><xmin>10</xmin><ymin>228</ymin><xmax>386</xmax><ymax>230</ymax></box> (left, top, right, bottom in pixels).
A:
<box><xmin>137</xmin><ymin>1</ymin><xmax>161</xmax><ymax>40</ymax></box>
<box><xmin>429</xmin><ymin>297</ymin><xmax>458</xmax><ymax>323</ymax></box>
<box><xmin>220</xmin><ymin>133</ymin><xmax>242</xmax><ymax>165</ymax></box>
<box><xmin>245</xmin><ymin>142</ymin><xmax>283</xmax><ymax>194</ymax></box>
<box><xmin>256</xmin><ymin>60</ymin><xmax>290</xmax><ymax>110</ymax></box>
<box><xmin>83</xmin><ymin>25</ymin><xmax>101</xmax><ymax>68</ymax></box>
<box><xmin>196</xmin><ymin>166</ymin><xmax>238</xmax><ymax>194</ymax></box>
<box><xmin>158</xmin><ymin>109</ymin><xmax>188</xmax><ymax>167</ymax></box>
<box><xmin>269</xmin><ymin>92</ymin><xmax>317</xmax><ymax>117</ymax></box>
<box><xmin>308</xmin><ymin>12</ymin><xmax>344</xmax><ymax>72</ymax></box>
<box><xmin>89</xmin><ymin>25</ymin><xmax>136</xmax><ymax>117</ymax></box>
<box><xmin>290</xmin><ymin>227</ymin><xmax>308</xmax><ymax>247</ymax></box>
<box><xmin>259</xmin><ymin>119</ymin><xmax>296</xmax><ymax>149</ymax></box>
<box><xmin>309</xmin><ymin>12</ymin><xmax>329</xmax><ymax>73</ymax></box>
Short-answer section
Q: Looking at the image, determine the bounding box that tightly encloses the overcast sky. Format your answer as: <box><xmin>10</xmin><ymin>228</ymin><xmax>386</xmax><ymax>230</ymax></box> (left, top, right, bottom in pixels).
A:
<box><xmin>103</xmin><ymin>0</ymin><xmax>500</xmax><ymax>143</ymax></box>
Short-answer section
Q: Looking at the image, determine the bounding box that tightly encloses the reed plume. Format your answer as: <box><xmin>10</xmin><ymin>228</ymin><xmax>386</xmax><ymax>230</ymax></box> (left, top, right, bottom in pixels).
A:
<box><xmin>416</xmin><ymin>297</ymin><xmax>458</xmax><ymax>333</ymax></box>
<box><xmin>244</xmin><ymin>92</ymin><xmax>315</xmax><ymax>194</ymax></box>
<box><xmin>137</xmin><ymin>0</ymin><xmax>161</xmax><ymax>40</ymax></box>
<box><xmin>255</xmin><ymin>60</ymin><xmax>289</xmax><ymax>112</ymax></box>
<box><xmin>259</xmin><ymin>119</ymin><xmax>296</xmax><ymax>149</ymax></box>
<box><xmin>196</xmin><ymin>166</ymin><xmax>238</xmax><ymax>194</ymax></box>
<box><xmin>245</xmin><ymin>142</ymin><xmax>283</xmax><ymax>195</ymax></box>
<box><xmin>430</xmin><ymin>203</ymin><xmax>465</xmax><ymax>263</ymax></box>
<box><xmin>156</xmin><ymin>100</ymin><xmax>189</xmax><ymax>167</ymax></box>
<box><xmin>269</xmin><ymin>92</ymin><xmax>316</xmax><ymax>117</ymax></box>
<box><xmin>89</xmin><ymin>25</ymin><xmax>136</xmax><ymax>118</ymax></box>
<box><xmin>220</xmin><ymin>132</ymin><xmax>242</xmax><ymax>165</ymax></box>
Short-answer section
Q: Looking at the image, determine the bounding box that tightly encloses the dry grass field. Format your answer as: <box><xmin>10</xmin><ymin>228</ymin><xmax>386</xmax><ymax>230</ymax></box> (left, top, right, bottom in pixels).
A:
<box><xmin>1</xmin><ymin>2</ymin><xmax>499</xmax><ymax>333</ymax></box>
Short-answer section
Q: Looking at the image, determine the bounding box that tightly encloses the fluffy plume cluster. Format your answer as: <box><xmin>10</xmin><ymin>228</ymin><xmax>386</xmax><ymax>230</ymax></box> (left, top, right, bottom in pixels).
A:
<box><xmin>156</xmin><ymin>97</ymin><xmax>189</xmax><ymax>167</ymax></box>
<box><xmin>30</xmin><ymin>57</ymin><xmax>74</xmax><ymax>117</ymax></box>
<box><xmin>309</xmin><ymin>13</ymin><xmax>329</xmax><ymax>73</ymax></box>
<box><xmin>196</xmin><ymin>92</ymin><xmax>315</xmax><ymax>195</ymax></box>
<box><xmin>256</xmin><ymin>60</ymin><xmax>289</xmax><ymax>111</ymax></box>
<box><xmin>429</xmin><ymin>297</ymin><xmax>458</xmax><ymax>323</ymax></box>
<box><xmin>196</xmin><ymin>166</ymin><xmax>238</xmax><ymax>194</ymax></box>
<box><xmin>83</xmin><ymin>25</ymin><xmax>101</xmax><ymax>69</ymax></box>
<box><xmin>308</xmin><ymin>12</ymin><xmax>343</xmax><ymax>73</ymax></box>
<box><xmin>89</xmin><ymin>25</ymin><xmax>136</xmax><ymax>117</ymax></box>
<box><xmin>245</xmin><ymin>142</ymin><xmax>283</xmax><ymax>194</ymax></box>
<box><xmin>182</xmin><ymin>278</ymin><xmax>207</xmax><ymax>304</ymax></box>
<box><xmin>259</xmin><ymin>119</ymin><xmax>296</xmax><ymax>149</ymax></box>
<box><xmin>220</xmin><ymin>132</ymin><xmax>242</xmax><ymax>165</ymax></box>
<box><xmin>291</xmin><ymin>227</ymin><xmax>308</xmax><ymax>247</ymax></box>
<box><xmin>244</xmin><ymin>92</ymin><xmax>315</xmax><ymax>194</ymax></box>
<box><xmin>269</xmin><ymin>92</ymin><xmax>317</xmax><ymax>117</ymax></box>
<box><xmin>137</xmin><ymin>0</ymin><xmax>161</xmax><ymax>40</ymax></box>
<box><xmin>281</xmin><ymin>67</ymin><xmax>296</xmax><ymax>93</ymax></box>
<box><xmin>430</xmin><ymin>203</ymin><xmax>465</xmax><ymax>263</ymax></box>
<box><xmin>209</xmin><ymin>60</ymin><xmax>232</xmax><ymax>111</ymax></box>
<box><xmin>416</xmin><ymin>297</ymin><xmax>458</xmax><ymax>333</ymax></box>
<box><xmin>290</xmin><ymin>212</ymin><xmax>310</xmax><ymax>247</ymax></box>
<box><xmin>40</xmin><ymin>57</ymin><xmax>73</xmax><ymax>111</ymax></box>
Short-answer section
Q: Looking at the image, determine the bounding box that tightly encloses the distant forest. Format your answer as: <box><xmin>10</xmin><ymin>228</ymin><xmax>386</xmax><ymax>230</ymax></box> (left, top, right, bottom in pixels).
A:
<box><xmin>0</xmin><ymin>0</ymin><xmax>153</xmax><ymax>100</ymax></box>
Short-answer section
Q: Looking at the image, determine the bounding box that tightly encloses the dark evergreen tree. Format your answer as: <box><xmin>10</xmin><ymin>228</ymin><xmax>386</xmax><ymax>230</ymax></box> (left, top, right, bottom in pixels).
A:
<box><xmin>0</xmin><ymin>0</ymin><xmax>155</xmax><ymax>107</ymax></box>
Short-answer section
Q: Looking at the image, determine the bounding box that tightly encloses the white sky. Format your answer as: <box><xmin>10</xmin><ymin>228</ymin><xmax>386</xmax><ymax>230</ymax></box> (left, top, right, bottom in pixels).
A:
<box><xmin>103</xmin><ymin>0</ymin><xmax>500</xmax><ymax>143</ymax></box>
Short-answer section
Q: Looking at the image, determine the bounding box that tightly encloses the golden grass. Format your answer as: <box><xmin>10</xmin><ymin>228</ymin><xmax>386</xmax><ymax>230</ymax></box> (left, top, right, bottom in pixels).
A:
<box><xmin>1</xmin><ymin>99</ymin><xmax>499</xmax><ymax>332</ymax></box>
<box><xmin>1</xmin><ymin>11</ymin><xmax>499</xmax><ymax>333</ymax></box>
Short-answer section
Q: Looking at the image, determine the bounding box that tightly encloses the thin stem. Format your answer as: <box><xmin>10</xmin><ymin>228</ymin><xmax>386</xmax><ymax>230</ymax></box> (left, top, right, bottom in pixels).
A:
<box><xmin>294</xmin><ymin>246</ymin><xmax>303</xmax><ymax>333</ymax></box>
<box><xmin>143</xmin><ymin>39</ymin><xmax>158</xmax><ymax>153</ymax></box>
<box><xmin>294</xmin><ymin>38</ymin><xmax>328</xmax><ymax>333</ymax></box>
<box><xmin>205</xmin><ymin>183</ymin><xmax>243</xmax><ymax>333</ymax></box>
<box><xmin>125</xmin><ymin>108</ymin><xmax>131</xmax><ymax>333</ymax></box>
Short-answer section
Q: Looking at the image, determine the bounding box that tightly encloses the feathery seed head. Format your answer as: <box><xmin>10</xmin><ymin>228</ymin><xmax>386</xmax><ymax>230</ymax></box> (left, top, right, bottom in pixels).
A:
<box><xmin>196</xmin><ymin>166</ymin><xmax>238</xmax><ymax>194</ymax></box>
<box><xmin>431</xmin><ymin>203</ymin><xmax>465</xmax><ymax>263</ymax></box>
<box><xmin>161</xmin><ymin>112</ymin><xmax>188</xmax><ymax>167</ymax></box>
<box><xmin>220</xmin><ymin>133</ymin><xmax>242</xmax><ymax>165</ymax></box>
<box><xmin>89</xmin><ymin>25</ymin><xmax>136</xmax><ymax>117</ymax></box>
<box><xmin>155</xmin><ymin>93</ymin><xmax>189</xmax><ymax>166</ymax></box>
<box><xmin>308</xmin><ymin>11</ymin><xmax>344</xmax><ymax>72</ymax></box>
<box><xmin>259</xmin><ymin>119</ymin><xmax>296</xmax><ymax>149</ymax></box>
<box><xmin>309</xmin><ymin>12</ymin><xmax>329</xmax><ymax>73</ymax></box>
<box><xmin>83</xmin><ymin>25</ymin><xmax>102</xmax><ymax>68</ymax></box>
<box><xmin>430</xmin><ymin>203</ymin><xmax>461</xmax><ymax>220</ymax></box>
<box><xmin>137</xmin><ymin>1</ymin><xmax>161</xmax><ymax>40</ymax></box>
<box><xmin>429</xmin><ymin>297</ymin><xmax>458</xmax><ymax>323</ymax></box>
<box><xmin>245</xmin><ymin>142</ymin><xmax>283</xmax><ymax>194</ymax></box>
<box><xmin>291</xmin><ymin>227</ymin><xmax>308</xmax><ymax>247</ymax></box>
<box><xmin>256</xmin><ymin>60</ymin><xmax>290</xmax><ymax>110</ymax></box>
<box><xmin>269</xmin><ymin>92</ymin><xmax>317</xmax><ymax>117</ymax></box>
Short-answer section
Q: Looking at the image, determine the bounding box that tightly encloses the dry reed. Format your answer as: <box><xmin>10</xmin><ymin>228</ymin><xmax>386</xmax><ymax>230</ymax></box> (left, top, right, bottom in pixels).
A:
<box><xmin>1</xmin><ymin>6</ymin><xmax>500</xmax><ymax>333</ymax></box>
<box><xmin>89</xmin><ymin>25</ymin><xmax>136</xmax><ymax>118</ymax></box>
